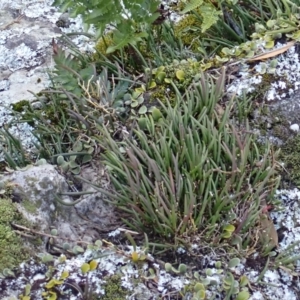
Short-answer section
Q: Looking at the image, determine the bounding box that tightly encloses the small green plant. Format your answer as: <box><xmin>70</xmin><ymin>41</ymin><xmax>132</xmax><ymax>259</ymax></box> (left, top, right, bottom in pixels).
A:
<box><xmin>6</xmin><ymin>63</ymin><xmax>132</xmax><ymax>167</ymax></box>
<box><xmin>165</xmin><ymin>262</ymin><xmax>188</xmax><ymax>274</ymax></box>
<box><xmin>0</xmin><ymin>126</ymin><xmax>32</xmax><ymax>169</ymax></box>
<box><xmin>52</xmin><ymin>0</ymin><xmax>160</xmax><ymax>52</ymax></box>
<box><xmin>55</xmin><ymin>139</ymin><xmax>94</xmax><ymax>175</ymax></box>
<box><xmin>85</xmin><ymin>70</ymin><xmax>280</xmax><ymax>250</ymax></box>
<box><xmin>192</xmin><ymin>282</ymin><xmax>206</xmax><ymax>300</ymax></box>
<box><xmin>42</xmin><ymin>269</ymin><xmax>70</xmax><ymax>299</ymax></box>
<box><xmin>19</xmin><ymin>284</ymin><xmax>31</xmax><ymax>300</ymax></box>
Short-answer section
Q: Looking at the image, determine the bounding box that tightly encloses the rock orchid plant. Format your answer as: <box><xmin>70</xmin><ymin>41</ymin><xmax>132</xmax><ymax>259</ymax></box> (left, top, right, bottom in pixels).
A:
<box><xmin>84</xmin><ymin>70</ymin><xmax>281</xmax><ymax>251</ymax></box>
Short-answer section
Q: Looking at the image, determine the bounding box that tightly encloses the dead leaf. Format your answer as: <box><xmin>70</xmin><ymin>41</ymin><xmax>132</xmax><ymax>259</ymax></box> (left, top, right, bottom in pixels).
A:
<box><xmin>52</xmin><ymin>38</ymin><xmax>59</xmax><ymax>56</ymax></box>
<box><xmin>247</xmin><ymin>41</ymin><xmax>296</xmax><ymax>61</ymax></box>
<box><xmin>279</xmin><ymin>265</ymin><xmax>300</xmax><ymax>276</ymax></box>
<box><xmin>259</xmin><ymin>212</ymin><xmax>279</xmax><ymax>249</ymax></box>
<box><xmin>215</xmin><ymin>103</ymin><xmax>225</xmax><ymax>119</ymax></box>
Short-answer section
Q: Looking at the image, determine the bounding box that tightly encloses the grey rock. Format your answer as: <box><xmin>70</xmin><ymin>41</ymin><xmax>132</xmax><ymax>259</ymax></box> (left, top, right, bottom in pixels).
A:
<box><xmin>1</xmin><ymin>163</ymin><xmax>116</xmax><ymax>251</ymax></box>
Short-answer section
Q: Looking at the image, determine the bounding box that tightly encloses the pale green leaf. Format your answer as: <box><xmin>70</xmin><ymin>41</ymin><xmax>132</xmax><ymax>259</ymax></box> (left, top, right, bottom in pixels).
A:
<box><xmin>89</xmin><ymin>260</ymin><xmax>98</xmax><ymax>271</ymax></box>
<box><xmin>228</xmin><ymin>257</ymin><xmax>241</xmax><ymax>268</ymax></box>
<box><xmin>176</xmin><ymin>70</ymin><xmax>185</xmax><ymax>81</ymax></box>
<box><xmin>138</xmin><ymin>105</ymin><xmax>147</xmax><ymax>114</ymax></box>
<box><xmin>82</xmin><ymin>154</ymin><xmax>92</xmax><ymax>164</ymax></box>
<box><xmin>81</xmin><ymin>263</ymin><xmax>90</xmax><ymax>274</ymax></box>
<box><xmin>107</xmin><ymin>32</ymin><xmax>148</xmax><ymax>53</ymax></box>
<box><xmin>236</xmin><ymin>290</ymin><xmax>250</xmax><ymax>300</ymax></box>
<box><xmin>180</xmin><ymin>0</ymin><xmax>204</xmax><ymax>14</ymax></box>
<box><xmin>200</xmin><ymin>3</ymin><xmax>222</xmax><ymax>33</ymax></box>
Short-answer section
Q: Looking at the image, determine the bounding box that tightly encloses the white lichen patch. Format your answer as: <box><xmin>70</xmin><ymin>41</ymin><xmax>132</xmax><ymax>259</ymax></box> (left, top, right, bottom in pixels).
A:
<box><xmin>227</xmin><ymin>42</ymin><xmax>300</xmax><ymax>101</ymax></box>
<box><xmin>0</xmin><ymin>0</ymin><xmax>97</xmax><ymax>161</ymax></box>
<box><xmin>2</xmin><ymin>170</ymin><xmax>300</xmax><ymax>298</ymax></box>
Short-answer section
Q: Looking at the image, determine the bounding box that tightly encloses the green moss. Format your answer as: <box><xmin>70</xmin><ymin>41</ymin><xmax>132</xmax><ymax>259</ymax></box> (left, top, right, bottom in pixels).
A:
<box><xmin>0</xmin><ymin>197</ymin><xmax>31</xmax><ymax>272</ymax></box>
<box><xmin>147</xmin><ymin>85</ymin><xmax>175</xmax><ymax>107</ymax></box>
<box><xmin>174</xmin><ymin>11</ymin><xmax>203</xmax><ymax>51</ymax></box>
<box><xmin>11</xmin><ymin>96</ymin><xmax>69</xmax><ymax>131</ymax></box>
<box><xmin>93</xmin><ymin>31</ymin><xmax>115</xmax><ymax>60</ymax></box>
<box><xmin>279</xmin><ymin>135</ymin><xmax>300</xmax><ymax>186</ymax></box>
<box><xmin>101</xmin><ymin>274</ymin><xmax>130</xmax><ymax>300</ymax></box>
<box><xmin>10</xmin><ymin>100</ymin><xmax>35</xmax><ymax>127</ymax></box>
<box><xmin>11</xmin><ymin>100</ymin><xmax>31</xmax><ymax>112</ymax></box>
<box><xmin>144</xmin><ymin>59</ymin><xmax>201</xmax><ymax>106</ymax></box>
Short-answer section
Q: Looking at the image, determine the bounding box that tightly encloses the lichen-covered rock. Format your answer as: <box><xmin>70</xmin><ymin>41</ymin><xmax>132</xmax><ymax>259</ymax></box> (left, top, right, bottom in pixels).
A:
<box><xmin>0</xmin><ymin>162</ymin><xmax>121</xmax><ymax>261</ymax></box>
<box><xmin>5</xmin><ymin>164</ymin><xmax>72</xmax><ymax>232</ymax></box>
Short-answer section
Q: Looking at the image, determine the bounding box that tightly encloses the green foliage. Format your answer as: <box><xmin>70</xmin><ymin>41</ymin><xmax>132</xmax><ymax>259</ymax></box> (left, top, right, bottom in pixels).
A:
<box><xmin>137</xmin><ymin>58</ymin><xmax>204</xmax><ymax>107</ymax></box>
<box><xmin>91</xmin><ymin>71</ymin><xmax>280</xmax><ymax>248</ymax></box>
<box><xmin>180</xmin><ymin>0</ymin><xmax>222</xmax><ymax>33</ymax></box>
<box><xmin>9</xmin><ymin>61</ymin><xmax>131</xmax><ymax>165</ymax></box>
<box><xmin>176</xmin><ymin>0</ymin><xmax>300</xmax><ymax>54</ymax></box>
<box><xmin>200</xmin><ymin>3</ymin><xmax>223</xmax><ymax>33</ymax></box>
<box><xmin>165</xmin><ymin>262</ymin><xmax>188</xmax><ymax>274</ymax></box>
<box><xmin>55</xmin><ymin>140</ymin><xmax>94</xmax><ymax>175</ymax></box>
<box><xmin>180</xmin><ymin>260</ymin><xmax>251</xmax><ymax>300</ymax></box>
<box><xmin>101</xmin><ymin>274</ymin><xmax>130</xmax><ymax>300</ymax></box>
<box><xmin>180</xmin><ymin>0</ymin><xmax>204</xmax><ymax>14</ymax></box>
<box><xmin>52</xmin><ymin>46</ymin><xmax>95</xmax><ymax>98</ymax></box>
<box><xmin>52</xmin><ymin>0</ymin><xmax>160</xmax><ymax>52</ymax></box>
<box><xmin>0</xmin><ymin>126</ymin><xmax>31</xmax><ymax>169</ymax></box>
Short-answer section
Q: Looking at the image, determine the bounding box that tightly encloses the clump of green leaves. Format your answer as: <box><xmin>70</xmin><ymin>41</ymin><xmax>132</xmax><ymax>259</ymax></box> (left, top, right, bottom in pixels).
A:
<box><xmin>51</xmin><ymin>43</ymin><xmax>96</xmax><ymax>98</ymax></box>
<box><xmin>179</xmin><ymin>259</ymin><xmax>250</xmax><ymax>299</ymax></box>
<box><xmin>52</xmin><ymin>0</ymin><xmax>160</xmax><ymax>53</ymax></box>
<box><xmin>165</xmin><ymin>262</ymin><xmax>188</xmax><ymax>274</ymax></box>
<box><xmin>55</xmin><ymin>140</ymin><xmax>94</xmax><ymax>175</ymax></box>
<box><xmin>8</xmin><ymin>62</ymin><xmax>131</xmax><ymax>165</ymax></box>
<box><xmin>91</xmin><ymin>71</ymin><xmax>280</xmax><ymax>250</ymax></box>
<box><xmin>179</xmin><ymin>0</ymin><xmax>222</xmax><ymax>33</ymax></box>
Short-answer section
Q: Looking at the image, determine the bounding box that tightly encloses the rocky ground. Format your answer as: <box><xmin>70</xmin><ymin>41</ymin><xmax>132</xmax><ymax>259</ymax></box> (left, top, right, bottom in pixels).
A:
<box><xmin>1</xmin><ymin>0</ymin><xmax>300</xmax><ymax>299</ymax></box>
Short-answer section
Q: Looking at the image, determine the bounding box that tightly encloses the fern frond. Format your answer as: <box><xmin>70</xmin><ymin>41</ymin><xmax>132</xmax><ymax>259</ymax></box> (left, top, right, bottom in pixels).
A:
<box><xmin>180</xmin><ymin>0</ymin><xmax>204</xmax><ymax>15</ymax></box>
<box><xmin>200</xmin><ymin>3</ymin><xmax>222</xmax><ymax>33</ymax></box>
<box><xmin>106</xmin><ymin>32</ymin><xmax>148</xmax><ymax>54</ymax></box>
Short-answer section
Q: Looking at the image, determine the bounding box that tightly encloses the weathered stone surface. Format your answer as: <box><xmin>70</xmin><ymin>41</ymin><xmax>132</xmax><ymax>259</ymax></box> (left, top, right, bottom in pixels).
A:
<box><xmin>6</xmin><ymin>164</ymin><xmax>71</xmax><ymax>231</ymax></box>
<box><xmin>0</xmin><ymin>162</ymin><xmax>119</xmax><ymax>256</ymax></box>
<box><xmin>0</xmin><ymin>1</ymin><xmax>60</xmax><ymax>103</ymax></box>
<box><xmin>0</xmin><ymin>0</ymin><xmax>94</xmax><ymax>105</ymax></box>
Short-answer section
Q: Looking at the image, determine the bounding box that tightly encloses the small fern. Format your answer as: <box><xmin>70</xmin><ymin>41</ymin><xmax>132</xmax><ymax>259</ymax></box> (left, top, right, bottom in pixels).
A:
<box><xmin>52</xmin><ymin>49</ymin><xmax>94</xmax><ymax>97</ymax></box>
<box><xmin>200</xmin><ymin>3</ymin><xmax>222</xmax><ymax>33</ymax></box>
<box><xmin>52</xmin><ymin>0</ymin><xmax>160</xmax><ymax>52</ymax></box>
<box><xmin>180</xmin><ymin>0</ymin><xmax>222</xmax><ymax>33</ymax></box>
<box><xmin>180</xmin><ymin>0</ymin><xmax>204</xmax><ymax>15</ymax></box>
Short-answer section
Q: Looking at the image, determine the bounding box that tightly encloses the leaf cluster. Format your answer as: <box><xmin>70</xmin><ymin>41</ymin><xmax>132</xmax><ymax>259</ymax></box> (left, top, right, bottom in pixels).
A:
<box><xmin>92</xmin><ymin>71</ymin><xmax>280</xmax><ymax>249</ymax></box>
<box><xmin>52</xmin><ymin>0</ymin><xmax>160</xmax><ymax>52</ymax></box>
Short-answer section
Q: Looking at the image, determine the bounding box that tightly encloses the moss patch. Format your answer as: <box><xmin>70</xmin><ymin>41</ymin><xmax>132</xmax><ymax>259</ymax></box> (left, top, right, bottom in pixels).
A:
<box><xmin>143</xmin><ymin>59</ymin><xmax>203</xmax><ymax>107</ymax></box>
<box><xmin>101</xmin><ymin>274</ymin><xmax>130</xmax><ymax>300</ymax></box>
<box><xmin>174</xmin><ymin>12</ymin><xmax>203</xmax><ymax>51</ymax></box>
<box><xmin>278</xmin><ymin>134</ymin><xmax>300</xmax><ymax>187</ymax></box>
<box><xmin>0</xmin><ymin>197</ymin><xmax>32</xmax><ymax>272</ymax></box>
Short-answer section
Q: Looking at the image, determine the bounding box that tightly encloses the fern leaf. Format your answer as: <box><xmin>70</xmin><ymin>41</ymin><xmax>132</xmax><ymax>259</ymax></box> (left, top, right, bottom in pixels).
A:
<box><xmin>106</xmin><ymin>32</ymin><xmax>148</xmax><ymax>54</ymax></box>
<box><xmin>180</xmin><ymin>0</ymin><xmax>204</xmax><ymax>14</ymax></box>
<box><xmin>200</xmin><ymin>3</ymin><xmax>222</xmax><ymax>33</ymax></box>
